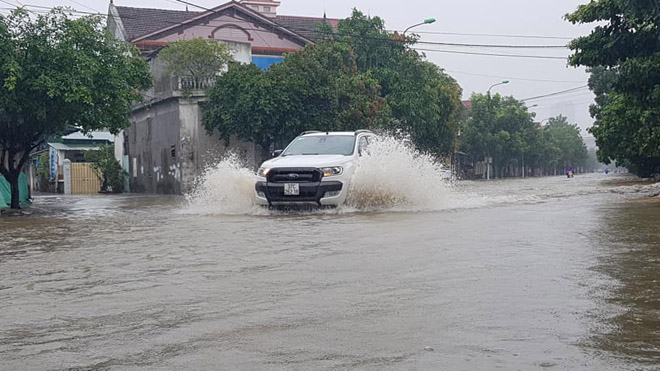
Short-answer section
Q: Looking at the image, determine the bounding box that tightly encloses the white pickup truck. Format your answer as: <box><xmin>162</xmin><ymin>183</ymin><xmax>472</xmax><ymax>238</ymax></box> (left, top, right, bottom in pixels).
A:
<box><xmin>255</xmin><ymin>130</ymin><xmax>375</xmax><ymax>207</ymax></box>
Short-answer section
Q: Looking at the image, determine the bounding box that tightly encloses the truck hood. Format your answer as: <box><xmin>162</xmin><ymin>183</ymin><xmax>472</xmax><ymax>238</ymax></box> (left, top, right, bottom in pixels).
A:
<box><xmin>261</xmin><ymin>154</ymin><xmax>352</xmax><ymax>169</ymax></box>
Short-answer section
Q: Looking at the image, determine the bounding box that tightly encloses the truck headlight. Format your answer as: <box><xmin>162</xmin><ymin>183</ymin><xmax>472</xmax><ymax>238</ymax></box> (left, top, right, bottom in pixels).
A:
<box><xmin>320</xmin><ymin>166</ymin><xmax>343</xmax><ymax>177</ymax></box>
<box><xmin>257</xmin><ymin>167</ymin><xmax>270</xmax><ymax>177</ymax></box>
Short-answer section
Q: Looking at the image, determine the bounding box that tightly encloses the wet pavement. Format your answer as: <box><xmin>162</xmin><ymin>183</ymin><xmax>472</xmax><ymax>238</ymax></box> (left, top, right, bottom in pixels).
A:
<box><xmin>1</xmin><ymin>173</ymin><xmax>659</xmax><ymax>370</ymax></box>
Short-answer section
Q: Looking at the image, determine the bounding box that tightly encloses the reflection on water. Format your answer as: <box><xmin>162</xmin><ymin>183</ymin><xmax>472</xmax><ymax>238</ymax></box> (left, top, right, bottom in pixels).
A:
<box><xmin>589</xmin><ymin>200</ymin><xmax>660</xmax><ymax>364</ymax></box>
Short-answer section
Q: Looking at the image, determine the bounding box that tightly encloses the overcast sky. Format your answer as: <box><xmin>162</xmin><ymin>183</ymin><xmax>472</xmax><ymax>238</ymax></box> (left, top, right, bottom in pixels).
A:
<box><xmin>11</xmin><ymin>0</ymin><xmax>597</xmax><ymax>136</ymax></box>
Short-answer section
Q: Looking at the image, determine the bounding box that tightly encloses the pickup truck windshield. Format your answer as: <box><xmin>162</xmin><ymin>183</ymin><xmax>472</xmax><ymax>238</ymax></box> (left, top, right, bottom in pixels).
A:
<box><xmin>283</xmin><ymin>135</ymin><xmax>356</xmax><ymax>156</ymax></box>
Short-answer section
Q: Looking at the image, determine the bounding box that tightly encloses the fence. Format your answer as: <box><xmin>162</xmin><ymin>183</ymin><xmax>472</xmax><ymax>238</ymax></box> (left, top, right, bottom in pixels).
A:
<box><xmin>177</xmin><ymin>76</ymin><xmax>215</xmax><ymax>91</ymax></box>
<box><xmin>0</xmin><ymin>173</ymin><xmax>29</xmax><ymax>208</ymax></box>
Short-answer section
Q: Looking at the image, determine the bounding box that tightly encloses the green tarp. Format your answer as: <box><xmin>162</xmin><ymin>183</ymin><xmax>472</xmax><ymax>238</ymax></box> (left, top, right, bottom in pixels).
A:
<box><xmin>0</xmin><ymin>173</ymin><xmax>29</xmax><ymax>209</ymax></box>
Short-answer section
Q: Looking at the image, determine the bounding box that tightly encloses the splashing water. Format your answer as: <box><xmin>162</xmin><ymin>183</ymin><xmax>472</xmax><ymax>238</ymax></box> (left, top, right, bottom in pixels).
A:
<box><xmin>345</xmin><ymin>135</ymin><xmax>466</xmax><ymax>212</ymax></box>
<box><xmin>184</xmin><ymin>153</ymin><xmax>261</xmax><ymax>215</ymax></box>
<box><xmin>184</xmin><ymin>136</ymin><xmax>476</xmax><ymax>215</ymax></box>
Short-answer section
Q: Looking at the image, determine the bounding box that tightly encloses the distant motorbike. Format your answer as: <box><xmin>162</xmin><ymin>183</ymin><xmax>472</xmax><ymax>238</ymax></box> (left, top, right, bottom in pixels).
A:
<box><xmin>567</xmin><ymin>171</ymin><xmax>574</xmax><ymax>178</ymax></box>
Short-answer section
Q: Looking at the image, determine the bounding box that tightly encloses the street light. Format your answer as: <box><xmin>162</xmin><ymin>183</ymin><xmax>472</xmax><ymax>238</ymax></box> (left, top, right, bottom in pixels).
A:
<box><xmin>403</xmin><ymin>18</ymin><xmax>436</xmax><ymax>36</ymax></box>
<box><xmin>487</xmin><ymin>80</ymin><xmax>509</xmax><ymax>95</ymax></box>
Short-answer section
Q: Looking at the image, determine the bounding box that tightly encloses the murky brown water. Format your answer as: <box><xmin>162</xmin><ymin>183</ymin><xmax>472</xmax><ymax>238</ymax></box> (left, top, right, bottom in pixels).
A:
<box><xmin>1</xmin><ymin>174</ymin><xmax>659</xmax><ymax>370</ymax></box>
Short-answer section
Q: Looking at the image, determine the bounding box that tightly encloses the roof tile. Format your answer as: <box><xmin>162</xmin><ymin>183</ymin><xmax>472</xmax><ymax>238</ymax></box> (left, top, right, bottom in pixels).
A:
<box><xmin>115</xmin><ymin>5</ymin><xmax>337</xmax><ymax>43</ymax></box>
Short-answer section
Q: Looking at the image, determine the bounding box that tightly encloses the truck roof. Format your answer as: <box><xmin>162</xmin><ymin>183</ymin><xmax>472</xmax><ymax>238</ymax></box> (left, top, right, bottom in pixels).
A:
<box><xmin>300</xmin><ymin>130</ymin><xmax>373</xmax><ymax>136</ymax></box>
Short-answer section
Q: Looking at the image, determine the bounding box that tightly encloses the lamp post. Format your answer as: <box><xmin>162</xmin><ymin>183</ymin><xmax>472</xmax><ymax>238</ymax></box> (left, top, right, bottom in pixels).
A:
<box><xmin>403</xmin><ymin>18</ymin><xmax>436</xmax><ymax>36</ymax></box>
<box><xmin>487</xmin><ymin>80</ymin><xmax>510</xmax><ymax>95</ymax></box>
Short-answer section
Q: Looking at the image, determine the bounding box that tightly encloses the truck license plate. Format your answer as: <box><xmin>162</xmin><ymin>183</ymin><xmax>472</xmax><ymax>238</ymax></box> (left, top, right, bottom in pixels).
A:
<box><xmin>284</xmin><ymin>183</ymin><xmax>300</xmax><ymax>196</ymax></box>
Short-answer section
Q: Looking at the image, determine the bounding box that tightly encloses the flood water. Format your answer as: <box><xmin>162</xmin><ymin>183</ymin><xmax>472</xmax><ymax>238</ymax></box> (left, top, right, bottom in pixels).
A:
<box><xmin>1</xmin><ymin>174</ymin><xmax>659</xmax><ymax>370</ymax></box>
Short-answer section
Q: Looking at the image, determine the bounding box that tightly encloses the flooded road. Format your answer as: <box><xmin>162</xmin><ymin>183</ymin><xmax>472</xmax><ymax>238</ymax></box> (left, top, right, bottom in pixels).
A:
<box><xmin>1</xmin><ymin>174</ymin><xmax>659</xmax><ymax>370</ymax></box>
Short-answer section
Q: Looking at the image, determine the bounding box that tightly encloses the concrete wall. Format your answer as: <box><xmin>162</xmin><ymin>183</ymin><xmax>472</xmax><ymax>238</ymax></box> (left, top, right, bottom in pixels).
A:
<box><xmin>107</xmin><ymin>5</ymin><xmax>127</xmax><ymax>41</ymax></box>
<box><xmin>128</xmin><ymin>99</ymin><xmax>182</xmax><ymax>194</ymax></box>
<box><xmin>179</xmin><ymin>97</ymin><xmax>259</xmax><ymax>193</ymax></box>
<box><xmin>127</xmin><ymin>96</ymin><xmax>259</xmax><ymax>195</ymax></box>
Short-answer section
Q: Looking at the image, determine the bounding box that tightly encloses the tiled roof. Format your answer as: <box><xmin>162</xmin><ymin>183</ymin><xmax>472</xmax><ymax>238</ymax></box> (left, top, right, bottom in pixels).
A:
<box><xmin>115</xmin><ymin>6</ymin><xmax>200</xmax><ymax>41</ymax></box>
<box><xmin>115</xmin><ymin>4</ymin><xmax>336</xmax><ymax>43</ymax></box>
<box><xmin>274</xmin><ymin>15</ymin><xmax>338</xmax><ymax>41</ymax></box>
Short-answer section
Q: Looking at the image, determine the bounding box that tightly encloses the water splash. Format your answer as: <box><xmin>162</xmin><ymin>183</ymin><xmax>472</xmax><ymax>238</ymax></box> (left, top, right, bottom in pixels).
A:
<box><xmin>345</xmin><ymin>135</ymin><xmax>463</xmax><ymax>211</ymax></box>
<box><xmin>183</xmin><ymin>153</ymin><xmax>261</xmax><ymax>215</ymax></box>
<box><xmin>183</xmin><ymin>136</ymin><xmax>478</xmax><ymax>215</ymax></box>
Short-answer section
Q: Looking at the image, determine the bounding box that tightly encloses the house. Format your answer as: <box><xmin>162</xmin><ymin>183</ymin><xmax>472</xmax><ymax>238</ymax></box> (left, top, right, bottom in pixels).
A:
<box><xmin>108</xmin><ymin>0</ymin><xmax>337</xmax><ymax>194</ymax></box>
<box><xmin>30</xmin><ymin>131</ymin><xmax>114</xmax><ymax>193</ymax></box>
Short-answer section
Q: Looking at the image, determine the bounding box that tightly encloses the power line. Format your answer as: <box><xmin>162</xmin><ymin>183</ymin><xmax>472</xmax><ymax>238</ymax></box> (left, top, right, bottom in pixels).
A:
<box><xmin>415</xmin><ymin>48</ymin><xmax>569</xmax><ymax>60</ymax></box>
<box><xmin>445</xmin><ymin>69</ymin><xmax>584</xmax><ymax>83</ymax></box>
<box><xmin>174</xmin><ymin>0</ymin><xmax>210</xmax><ymax>11</ymax></box>
<box><xmin>521</xmin><ymin>85</ymin><xmax>590</xmax><ymax>101</ymax></box>
<box><xmin>16</xmin><ymin>4</ymin><xmax>571</xmax><ymax>50</ymax></box>
<box><xmin>67</xmin><ymin>0</ymin><xmax>99</xmax><ymax>13</ymax></box>
<box><xmin>528</xmin><ymin>96</ymin><xmax>595</xmax><ymax>108</ymax></box>
<box><xmin>413</xmin><ymin>30</ymin><xmax>574</xmax><ymax>40</ymax></box>
<box><xmin>11</xmin><ymin>4</ymin><xmax>574</xmax><ymax>60</ymax></box>
<box><xmin>416</xmin><ymin>40</ymin><xmax>567</xmax><ymax>49</ymax></box>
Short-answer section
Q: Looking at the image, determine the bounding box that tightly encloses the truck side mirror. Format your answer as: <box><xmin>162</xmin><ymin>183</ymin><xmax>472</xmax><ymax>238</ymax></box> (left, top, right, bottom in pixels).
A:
<box><xmin>271</xmin><ymin>149</ymin><xmax>283</xmax><ymax>158</ymax></box>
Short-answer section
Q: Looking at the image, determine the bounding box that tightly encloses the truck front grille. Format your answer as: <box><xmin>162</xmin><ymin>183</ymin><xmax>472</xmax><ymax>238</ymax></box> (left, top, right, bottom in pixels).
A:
<box><xmin>267</xmin><ymin>168</ymin><xmax>323</xmax><ymax>183</ymax></box>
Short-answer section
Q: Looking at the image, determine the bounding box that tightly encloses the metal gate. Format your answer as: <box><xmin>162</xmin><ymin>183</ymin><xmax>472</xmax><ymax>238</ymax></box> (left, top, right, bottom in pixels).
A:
<box><xmin>70</xmin><ymin>163</ymin><xmax>101</xmax><ymax>194</ymax></box>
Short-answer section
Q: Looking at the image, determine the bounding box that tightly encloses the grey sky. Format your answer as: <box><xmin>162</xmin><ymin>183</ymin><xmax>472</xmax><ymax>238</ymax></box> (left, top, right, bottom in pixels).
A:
<box><xmin>15</xmin><ymin>0</ymin><xmax>597</xmax><ymax>135</ymax></box>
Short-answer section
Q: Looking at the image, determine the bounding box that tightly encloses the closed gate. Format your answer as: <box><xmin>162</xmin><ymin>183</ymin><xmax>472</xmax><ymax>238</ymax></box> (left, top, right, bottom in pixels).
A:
<box><xmin>70</xmin><ymin>163</ymin><xmax>101</xmax><ymax>194</ymax></box>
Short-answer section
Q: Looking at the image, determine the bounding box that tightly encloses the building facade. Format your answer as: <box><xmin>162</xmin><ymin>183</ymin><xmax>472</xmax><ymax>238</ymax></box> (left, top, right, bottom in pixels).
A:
<box><xmin>108</xmin><ymin>0</ymin><xmax>336</xmax><ymax>194</ymax></box>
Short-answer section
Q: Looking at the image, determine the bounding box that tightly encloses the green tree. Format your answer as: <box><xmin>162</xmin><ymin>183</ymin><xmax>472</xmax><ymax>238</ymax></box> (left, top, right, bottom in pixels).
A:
<box><xmin>204</xmin><ymin>9</ymin><xmax>461</xmax><ymax>160</ymax></box>
<box><xmin>85</xmin><ymin>144</ymin><xmax>126</xmax><ymax>192</ymax></box>
<box><xmin>0</xmin><ymin>9</ymin><xmax>152</xmax><ymax>208</ymax></box>
<box><xmin>159</xmin><ymin>38</ymin><xmax>233</xmax><ymax>88</ymax></box>
<box><xmin>543</xmin><ymin>115</ymin><xmax>589</xmax><ymax>172</ymax></box>
<box><xmin>203</xmin><ymin>63</ymin><xmax>282</xmax><ymax>161</ymax></box>
<box><xmin>460</xmin><ymin>93</ymin><xmax>536</xmax><ymax>177</ymax></box>
<box><xmin>203</xmin><ymin>42</ymin><xmax>387</xmax><ymax>162</ymax></box>
<box><xmin>336</xmin><ymin>10</ymin><xmax>463</xmax><ymax>155</ymax></box>
<box><xmin>566</xmin><ymin>0</ymin><xmax>660</xmax><ymax>177</ymax></box>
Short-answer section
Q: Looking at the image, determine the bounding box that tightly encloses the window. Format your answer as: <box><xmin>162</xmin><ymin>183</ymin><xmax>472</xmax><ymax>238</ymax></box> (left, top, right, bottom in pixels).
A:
<box><xmin>263</xmin><ymin>6</ymin><xmax>271</xmax><ymax>12</ymax></box>
<box><xmin>283</xmin><ymin>135</ymin><xmax>356</xmax><ymax>156</ymax></box>
<box><xmin>170</xmin><ymin>145</ymin><xmax>176</xmax><ymax>159</ymax></box>
<box><xmin>252</xmin><ymin>5</ymin><xmax>259</xmax><ymax>11</ymax></box>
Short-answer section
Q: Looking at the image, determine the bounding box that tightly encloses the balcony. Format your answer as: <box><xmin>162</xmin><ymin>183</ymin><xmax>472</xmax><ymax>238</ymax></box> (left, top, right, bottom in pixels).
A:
<box><xmin>176</xmin><ymin>76</ymin><xmax>216</xmax><ymax>91</ymax></box>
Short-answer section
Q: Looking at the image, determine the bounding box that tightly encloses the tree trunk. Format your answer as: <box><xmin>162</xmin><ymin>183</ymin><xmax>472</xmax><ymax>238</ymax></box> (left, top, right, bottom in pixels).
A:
<box><xmin>9</xmin><ymin>172</ymin><xmax>20</xmax><ymax>209</ymax></box>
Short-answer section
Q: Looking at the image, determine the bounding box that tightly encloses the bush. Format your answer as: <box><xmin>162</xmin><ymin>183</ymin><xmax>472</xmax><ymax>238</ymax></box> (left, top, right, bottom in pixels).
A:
<box><xmin>85</xmin><ymin>144</ymin><xmax>126</xmax><ymax>193</ymax></box>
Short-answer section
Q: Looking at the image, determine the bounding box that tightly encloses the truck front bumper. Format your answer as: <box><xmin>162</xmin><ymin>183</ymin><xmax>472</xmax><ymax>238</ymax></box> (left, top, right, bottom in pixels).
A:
<box><xmin>255</xmin><ymin>180</ymin><xmax>346</xmax><ymax>206</ymax></box>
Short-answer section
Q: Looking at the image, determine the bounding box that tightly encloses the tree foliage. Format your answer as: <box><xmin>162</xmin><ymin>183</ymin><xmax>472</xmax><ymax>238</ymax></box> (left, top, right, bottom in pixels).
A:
<box><xmin>203</xmin><ymin>9</ymin><xmax>462</xmax><ymax>162</ymax></box>
<box><xmin>0</xmin><ymin>8</ymin><xmax>152</xmax><ymax>208</ymax></box>
<box><xmin>567</xmin><ymin>0</ymin><xmax>660</xmax><ymax>177</ymax></box>
<box><xmin>460</xmin><ymin>94</ymin><xmax>587</xmax><ymax>176</ymax></box>
<box><xmin>85</xmin><ymin>144</ymin><xmax>125</xmax><ymax>193</ymax></box>
<box><xmin>159</xmin><ymin>37</ymin><xmax>233</xmax><ymax>80</ymax></box>
<box><xmin>204</xmin><ymin>42</ymin><xmax>386</xmax><ymax>160</ymax></box>
<box><xmin>335</xmin><ymin>10</ymin><xmax>463</xmax><ymax>154</ymax></box>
